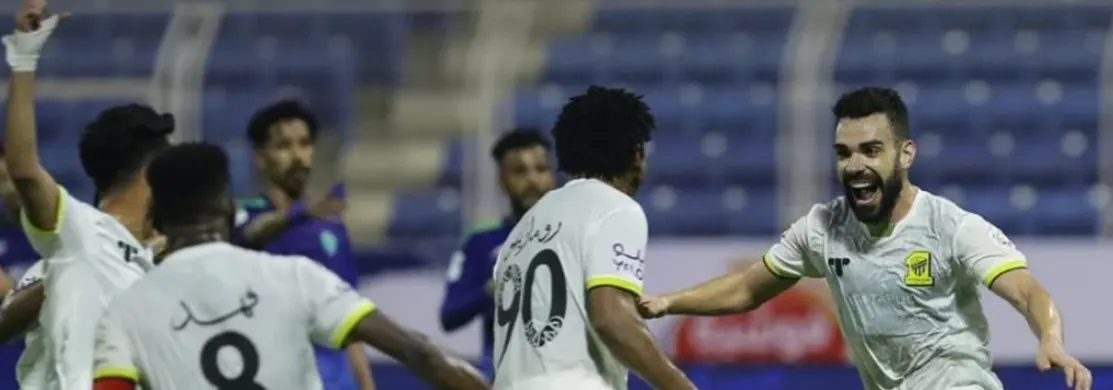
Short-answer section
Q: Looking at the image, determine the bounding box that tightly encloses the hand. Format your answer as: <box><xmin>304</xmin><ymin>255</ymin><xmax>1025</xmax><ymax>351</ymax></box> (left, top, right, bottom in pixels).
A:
<box><xmin>4</xmin><ymin>0</ymin><xmax>67</xmax><ymax>71</ymax></box>
<box><xmin>307</xmin><ymin>196</ymin><xmax>345</xmax><ymax>219</ymax></box>
<box><xmin>485</xmin><ymin>279</ymin><xmax>496</xmax><ymax>296</ymax></box>
<box><xmin>146</xmin><ymin>235</ymin><xmax>167</xmax><ymax>256</ymax></box>
<box><xmin>637</xmin><ymin>294</ymin><xmax>670</xmax><ymax>319</ymax></box>
<box><xmin>1037</xmin><ymin>338</ymin><xmax>1092</xmax><ymax>390</ymax></box>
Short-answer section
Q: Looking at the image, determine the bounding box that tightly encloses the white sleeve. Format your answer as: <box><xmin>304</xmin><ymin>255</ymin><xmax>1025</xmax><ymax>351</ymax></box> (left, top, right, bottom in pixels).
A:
<box><xmin>583</xmin><ymin>207</ymin><xmax>647</xmax><ymax>296</ymax></box>
<box><xmin>91</xmin><ymin>308</ymin><xmax>139</xmax><ymax>383</ymax></box>
<box><xmin>953</xmin><ymin>214</ymin><xmax>1028</xmax><ymax>287</ymax></box>
<box><xmin>762</xmin><ymin>212</ymin><xmax>823</xmax><ymax>279</ymax></box>
<box><xmin>41</xmin><ymin>261</ymin><xmax>102</xmax><ymax>390</ymax></box>
<box><xmin>292</xmin><ymin>257</ymin><xmax>376</xmax><ymax>349</ymax></box>
<box><xmin>19</xmin><ymin>186</ymin><xmax>91</xmax><ymax>259</ymax></box>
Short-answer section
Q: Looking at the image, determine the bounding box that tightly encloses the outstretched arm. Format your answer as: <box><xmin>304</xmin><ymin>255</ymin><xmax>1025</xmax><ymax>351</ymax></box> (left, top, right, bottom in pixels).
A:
<box><xmin>297</xmin><ymin>257</ymin><xmax>487</xmax><ymax>390</ymax></box>
<box><xmin>4</xmin><ymin>8</ymin><xmax>63</xmax><ymax>233</ymax></box>
<box><xmin>347</xmin><ymin>311</ymin><xmax>486</xmax><ymax>390</ymax></box>
<box><xmin>657</xmin><ymin>259</ymin><xmax>797</xmax><ymax>316</ymax></box>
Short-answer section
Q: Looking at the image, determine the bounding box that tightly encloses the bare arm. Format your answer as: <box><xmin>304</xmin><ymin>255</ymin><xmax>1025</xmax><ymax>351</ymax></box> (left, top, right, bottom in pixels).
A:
<box><xmin>6</xmin><ymin>70</ymin><xmax>60</xmax><ymax>232</ymax></box>
<box><xmin>664</xmin><ymin>261</ymin><xmax>797</xmax><ymax>316</ymax></box>
<box><xmin>346</xmin><ymin>343</ymin><xmax>376</xmax><ymax>390</ymax></box>
<box><xmin>588</xmin><ymin>286</ymin><xmax>695</xmax><ymax>390</ymax></box>
<box><xmin>346</xmin><ymin>311</ymin><xmax>487</xmax><ymax>390</ymax></box>
<box><xmin>0</xmin><ymin>282</ymin><xmax>43</xmax><ymax>343</ymax></box>
<box><xmin>989</xmin><ymin>270</ymin><xmax>1061</xmax><ymax>343</ymax></box>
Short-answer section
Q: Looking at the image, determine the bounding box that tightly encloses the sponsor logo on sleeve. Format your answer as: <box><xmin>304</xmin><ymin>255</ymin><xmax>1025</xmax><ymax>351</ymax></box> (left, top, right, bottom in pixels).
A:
<box><xmin>611</xmin><ymin>243</ymin><xmax>644</xmax><ymax>280</ymax></box>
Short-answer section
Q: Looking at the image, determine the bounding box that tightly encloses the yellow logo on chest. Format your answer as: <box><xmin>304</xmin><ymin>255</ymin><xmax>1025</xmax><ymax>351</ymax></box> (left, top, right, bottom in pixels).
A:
<box><xmin>903</xmin><ymin>250</ymin><xmax>934</xmax><ymax>287</ymax></box>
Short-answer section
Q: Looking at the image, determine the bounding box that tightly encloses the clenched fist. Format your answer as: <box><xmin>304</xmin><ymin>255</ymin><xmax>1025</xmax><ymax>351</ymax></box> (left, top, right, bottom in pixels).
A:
<box><xmin>637</xmin><ymin>294</ymin><xmax>670</xmax><ymax>319</ymax></box>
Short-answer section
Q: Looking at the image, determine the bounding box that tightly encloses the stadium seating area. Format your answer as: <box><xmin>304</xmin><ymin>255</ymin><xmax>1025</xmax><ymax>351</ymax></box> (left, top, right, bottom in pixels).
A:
<box><xmin>16</xmin><ymin>6</ymin><xmax>1111</xmax><ymax>245</ymax></box>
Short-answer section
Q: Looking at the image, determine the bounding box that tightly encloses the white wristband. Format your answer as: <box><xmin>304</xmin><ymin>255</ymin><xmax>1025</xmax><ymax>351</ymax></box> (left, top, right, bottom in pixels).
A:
<box><xmin>6</xmin><ymin>53</ymin><xmax>38</xmax><ymax>72</ymax></box>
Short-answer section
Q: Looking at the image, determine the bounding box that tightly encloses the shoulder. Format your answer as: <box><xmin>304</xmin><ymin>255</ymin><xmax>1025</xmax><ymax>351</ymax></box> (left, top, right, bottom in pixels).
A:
<box><xmin>915</xmin><ymin>191</ymin><xmax>976</xmax><ymax>237</ymax></box>
<box><xmin>796</xmin><ymin>198</ymin><xmax>850</xmax><ymax>233</ymax></box>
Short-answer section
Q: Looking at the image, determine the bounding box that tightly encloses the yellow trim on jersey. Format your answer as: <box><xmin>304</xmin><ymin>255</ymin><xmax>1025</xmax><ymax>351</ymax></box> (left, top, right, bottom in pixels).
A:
<box><xmin>20</xmin><ymin>187</ymin><xmax>66</xmax><ymax>235</ymax></box>
<box><xmin>762</xmin><ymin>253</ymin><xmax>799</xmax><ymax>280</ymax></box>
<box><xmin>93</xmin><ymin>366</ymin><xmax>139</xmax><ymax>382</ymax></box>
<box><xmin>586</xmin><ymin>276</ymin><xmax>643</xmax><ymax>296</ymax></box>
<box><xmin>983</xmin><ymin>259</ymin><xmax>1028</xmax><ymax>287</ymax></box>
<box><xmin>329</xmin><ymin>301</ymin><xmax>377</xmax><ymax>348</ymax></box>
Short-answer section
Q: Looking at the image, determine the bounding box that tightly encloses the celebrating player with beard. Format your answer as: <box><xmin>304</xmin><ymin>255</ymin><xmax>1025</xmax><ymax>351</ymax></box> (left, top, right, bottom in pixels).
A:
<box><xmin>639</xmin><ymin>87</ymin><xmax>1091</xmax><ymax>390</ymax></box>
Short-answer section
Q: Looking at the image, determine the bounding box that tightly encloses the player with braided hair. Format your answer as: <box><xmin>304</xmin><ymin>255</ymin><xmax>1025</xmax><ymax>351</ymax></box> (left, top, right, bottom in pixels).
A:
<box><xmin>1</xmin><ymin>3</ymin><xmax>172</xmax><ymax>389</ymax></box>
<box><xmin>491</xmin><ymin>86</ymin><xmax>695</xmax><ymax>390</ymax></box>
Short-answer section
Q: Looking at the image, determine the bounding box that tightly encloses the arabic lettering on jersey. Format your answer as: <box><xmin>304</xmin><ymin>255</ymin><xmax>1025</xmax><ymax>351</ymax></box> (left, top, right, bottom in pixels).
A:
<box><xmin>172</xmin><ymin>289</ymin><xmax>260</xmax><ymax>331</ymax></box>
<box><xmin>505</xmin><ymin>217</ymin><xmax>562</xmax><ymax>258</ymax></box>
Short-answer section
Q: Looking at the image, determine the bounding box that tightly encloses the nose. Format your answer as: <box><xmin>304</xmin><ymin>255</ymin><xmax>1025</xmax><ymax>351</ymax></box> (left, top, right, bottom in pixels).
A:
<box><xmin>843</xmin><ymin>154</ymin><xmax>869</xmax><ymax>176</ymax></box>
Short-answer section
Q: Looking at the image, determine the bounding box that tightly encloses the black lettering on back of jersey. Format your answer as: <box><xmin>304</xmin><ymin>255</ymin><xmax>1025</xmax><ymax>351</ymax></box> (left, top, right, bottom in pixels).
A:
<box><xmin>494</xmin><ymin>249</ymin><xmax>567</xmax><ymax>370</ymax></box>
<box><xmin>116</xmin><ymin>241</ymin><xmax>138</xmax><ymax>263</ymax></box>
<box><xmin>200</xmin><ymin>331</ymin><xmax>265</xmax><ymax>389</ymax></box>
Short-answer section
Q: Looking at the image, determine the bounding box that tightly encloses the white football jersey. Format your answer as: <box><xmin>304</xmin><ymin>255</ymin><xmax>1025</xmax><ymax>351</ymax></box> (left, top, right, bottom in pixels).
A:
<box><xmin>4</xmin><ymin>260</ymin><xmax>48</xmax><ymax>390</ymax></box>
<box><xmin>21</xmin><ymin>186</ymin><xmax>154</xmax><ymax>390</ymax></box>
<box><xmin>764</xmin><ymin>189</ymin><xmax>1024</xmax><ymax>390</ymax></box>
<box><xmin>92</xmin><ymin>242</ymin><xmax>375</xmax><ymax>389</ymax></box>
<box><xmin>492</xmin><ymin>179</ymin><xmax>647</xmax><ymax>390</ymax></box>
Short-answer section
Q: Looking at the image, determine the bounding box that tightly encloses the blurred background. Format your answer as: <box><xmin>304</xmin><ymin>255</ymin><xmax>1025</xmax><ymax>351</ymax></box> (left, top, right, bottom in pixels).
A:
<box><xmin>0</xmin><ymin>0</ymin><xmax>1112</xmax><ymax>389</ymax></box>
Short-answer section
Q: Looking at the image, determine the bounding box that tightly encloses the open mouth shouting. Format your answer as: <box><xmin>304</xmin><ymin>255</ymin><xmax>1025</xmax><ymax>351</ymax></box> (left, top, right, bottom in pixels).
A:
<box><xmin>847</xmin><ymin>176</ymin><xmax>882</xmax><ymax>208</ymax></box>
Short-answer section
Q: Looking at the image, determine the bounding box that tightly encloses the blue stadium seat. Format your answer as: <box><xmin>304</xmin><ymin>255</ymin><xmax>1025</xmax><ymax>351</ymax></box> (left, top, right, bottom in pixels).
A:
<box><xmin>389</xmin><ymin>189</ymin><xmax>462</xmax><ymax>238</ymax></box>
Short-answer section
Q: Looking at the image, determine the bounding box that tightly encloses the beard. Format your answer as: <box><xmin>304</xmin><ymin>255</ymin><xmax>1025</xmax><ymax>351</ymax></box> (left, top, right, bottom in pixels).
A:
<box><xmin>843</xmin><ymin>166</ymin><xmax>904</xmax><ymax>224</ymax></box>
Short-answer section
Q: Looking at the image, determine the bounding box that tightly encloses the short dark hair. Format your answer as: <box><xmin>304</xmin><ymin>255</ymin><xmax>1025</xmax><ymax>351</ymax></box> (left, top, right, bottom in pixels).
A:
<box><xmin>246</xmin><ymin>100</ymin><xmax>319</xmax><ymax>148</ymax></box>
<box><xmin>832</xmin><ymin>87</ymin><xmax>910</xmax><ymax>140</ymax></box>
<box><xmin>490</xmin><ymin>128</ymin><xmax>550</xmax><ymax>163</ymax></box>
<box><xmin>551</xmin><ymin>86</ymin><xmax>654</xmax><ymax>180</ymax></box>
<box><xmin>79</xmin><ymin>104</ymin><xmax>174</xmax><ymax>196</ymax></box>
<box><xmin>147</xmin><ymin>142</ymin><xmax>230</xmax><ymax>230</ymax></box>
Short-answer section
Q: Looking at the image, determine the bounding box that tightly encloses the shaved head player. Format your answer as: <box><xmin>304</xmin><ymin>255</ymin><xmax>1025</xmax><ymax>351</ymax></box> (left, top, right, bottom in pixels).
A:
<box><xmin>639</xmin><ymin>87</ymin><xmax>1092</xmax><ymax>390</ymax></box>
<box><xmin>90</xmin><ymin>143</ymin><xmax>487</xmax><ymax>390</ymax></box>
<box><xmin>492</xmin><ymin>86</ymin><xmax>696</xmax><ymax>390</ymax></box>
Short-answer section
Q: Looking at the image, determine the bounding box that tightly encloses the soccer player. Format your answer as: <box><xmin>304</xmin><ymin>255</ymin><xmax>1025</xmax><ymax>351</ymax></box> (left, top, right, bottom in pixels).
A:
<box><xmin>439</xmin><ymin>128</ymin><xmax>555</xmax><ymax>379</ymax></box>
<box><xmin>2</xmin><ymin>7</ymin><xmax>170</xmax><ymax>389</ymax></box>
<box><xmin>232</xmin><ymin>100</ymin><xmax>375</xmax><ymax>390</ymax></box>
<box><xmin>91</xmin><ymin>142</ymin><xmax>488</xmax><ymax>390</ymax></box>
<box><xmin>638</xmin><ymin>87</ymin><xmax>1092</xmax><ymax>390</ymax></box>
<box><xmin>491</xmin><ymin>86</ymin><xmax>695</xmax><ymax>390</ymax></box>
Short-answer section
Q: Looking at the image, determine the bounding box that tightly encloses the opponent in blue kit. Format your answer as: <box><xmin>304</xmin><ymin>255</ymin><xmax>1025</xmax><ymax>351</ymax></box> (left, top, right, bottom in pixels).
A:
<box><xmin>439</xmin><ymin>129</ymin><xmax>555</xmax><ymax>379</ymax></box>
<box><xmin>232</xmin><ymin>101</ymin><xmax>375</xmax><ymax>390</ymax></box>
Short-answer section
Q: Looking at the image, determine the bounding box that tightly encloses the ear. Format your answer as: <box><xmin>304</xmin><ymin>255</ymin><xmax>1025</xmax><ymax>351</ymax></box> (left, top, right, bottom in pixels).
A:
<box><xmin>899</xmin><ymin>139</ymin><xmax>916</xmax><ymax>169</ymax></box>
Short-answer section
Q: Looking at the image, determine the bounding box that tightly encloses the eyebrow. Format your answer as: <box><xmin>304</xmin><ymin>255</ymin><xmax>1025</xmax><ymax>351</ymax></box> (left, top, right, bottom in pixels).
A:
<box><xmin>833</xmin><ymin>140</ymin><xmax>884</xmax><ymax>149</ymax></box>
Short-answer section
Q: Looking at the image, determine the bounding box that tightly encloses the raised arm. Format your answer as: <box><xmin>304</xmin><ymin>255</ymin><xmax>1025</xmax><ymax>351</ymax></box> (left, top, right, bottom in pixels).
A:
<box><xmin>583</xmin><ymin>207</ymin><xmax>695</xmax><ymax>390</ymax></box>
<box><xmin>295</xmin><ymin>257</ymin><xmax>487</xmax><ymax>390</ymax></box>
<box><xmin>3</xmin><ymin>9</ymin><xmax>63</xmax><ymax>233</ymax></box>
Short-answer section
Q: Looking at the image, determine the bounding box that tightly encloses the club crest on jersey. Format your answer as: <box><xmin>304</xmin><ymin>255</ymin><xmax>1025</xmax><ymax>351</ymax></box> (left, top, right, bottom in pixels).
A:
<box><xmin>319</xmin><ymin>231</ymin><xmax>338</xmax><ymax>257</ymax></box>
<box><xmin>903</xmin><ymin>250</ymin><xmax>934</xmax><ymax>287</ymax></box>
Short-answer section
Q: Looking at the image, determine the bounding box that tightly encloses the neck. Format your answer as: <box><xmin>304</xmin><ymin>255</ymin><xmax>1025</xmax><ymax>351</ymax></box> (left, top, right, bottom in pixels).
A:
<box><xmin>159</xmin><ymin>220</ymin><xmax>229</xmax><ymax>263</ymax></box>
<box><xmin>585</xmin><ymin>176</ymin><xmax>636</xmax><ymax>196</ymax></box>
<box><xmin>99</xmin><ymin>185</ymin><xmax>151</xmax><ymax>241</ymax></box>
<box><xmin>865</xmin><ymin>181</ymin><xmax>918</xmax><ymax>237</ymax></box>
<box><xmin>264</xmin><ymin>184</ymin><xmax>297</xmax><ymax>209</ymax></box>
